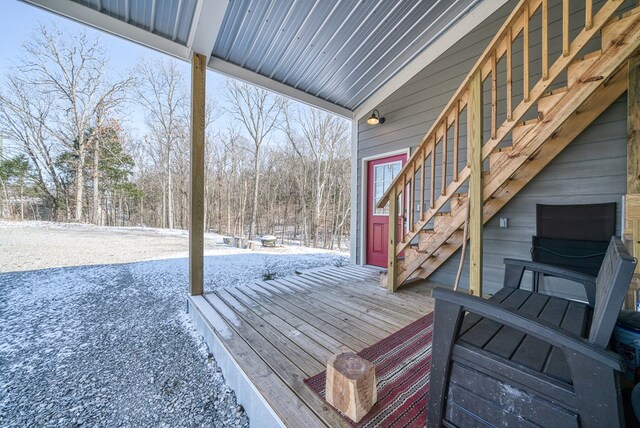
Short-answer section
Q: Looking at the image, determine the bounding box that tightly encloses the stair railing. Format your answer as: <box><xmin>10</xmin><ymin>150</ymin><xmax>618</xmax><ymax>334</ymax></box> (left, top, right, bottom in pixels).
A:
<box><xmin>378</xmin><ymin>0</ymin><xmax>624</xmax><ymax>291</ymax></box>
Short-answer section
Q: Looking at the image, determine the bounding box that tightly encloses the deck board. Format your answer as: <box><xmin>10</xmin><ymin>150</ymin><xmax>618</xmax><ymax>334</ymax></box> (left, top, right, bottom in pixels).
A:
<box><xmin>243</xmin><ymin>281</ymin><xmax>371</xmax><ymax>350</ymax></box>
<box><xmin>250</xmin><ymin>280</ymin><xmax>388</xmax><ymax>342</ymax></box>
<box><xmin>271</xmin><ymin>279</ymin><xmax>400</xmax><ymax>334</ymax></box>
<box><xmin>295</xmin><ymin>269</ymin><xmax>434</xmax><ymax>315</ymax></box>
<box><xmin>197</xmin><ymin>265</ymin><xmax>435</xmax><ymax>427</ymax></box>
<box><xmin>280</xmin><ymin>279</ymin><xmax>413</xmax><ymax>328</ymax></box>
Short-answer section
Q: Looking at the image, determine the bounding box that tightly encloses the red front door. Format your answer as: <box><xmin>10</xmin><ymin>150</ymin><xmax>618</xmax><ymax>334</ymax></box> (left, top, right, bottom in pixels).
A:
<box><xmin>366</xmin><ymin>154</ymin><xmax>406</xmax><ymax>267</ymax></box>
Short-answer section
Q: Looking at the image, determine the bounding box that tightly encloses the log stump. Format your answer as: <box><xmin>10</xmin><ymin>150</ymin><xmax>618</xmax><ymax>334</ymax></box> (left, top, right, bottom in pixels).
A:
<box><xmin>325</xmin><ymin>352</ymin><xmax>377</xmax><ymax>422</ymax></box>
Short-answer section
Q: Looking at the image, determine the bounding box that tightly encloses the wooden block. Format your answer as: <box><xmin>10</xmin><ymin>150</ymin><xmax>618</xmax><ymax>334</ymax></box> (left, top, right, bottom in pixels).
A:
<box><xmin>325</xmin><ymin>352</ymin><xmax>377</xmax><ymax>423</ymax></box>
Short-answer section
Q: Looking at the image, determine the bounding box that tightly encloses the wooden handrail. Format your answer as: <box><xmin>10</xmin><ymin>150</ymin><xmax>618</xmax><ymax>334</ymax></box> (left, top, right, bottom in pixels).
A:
<box><xmin>377</xmin><ymin>0</ymin><xmax>626</xmax><ymax>288</ymax></box>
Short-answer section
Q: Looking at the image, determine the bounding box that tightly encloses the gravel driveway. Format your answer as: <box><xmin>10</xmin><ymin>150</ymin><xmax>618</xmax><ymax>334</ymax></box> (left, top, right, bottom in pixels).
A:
<box><xmin>0</xmin><ymin>222</ymin><xmax>348</xmax><ymax>427</ymax></box>
<box><xmin>0</xmin><ymin>259</ymin><xmax>250</xmax><ymax>428</ymax></box>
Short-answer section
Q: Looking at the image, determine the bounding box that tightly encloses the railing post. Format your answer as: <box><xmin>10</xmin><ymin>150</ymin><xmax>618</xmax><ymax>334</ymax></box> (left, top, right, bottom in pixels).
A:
<box><xmin>387</xmin><ymin>187</ymin><xmax>399</xmax><ymax>292</ymax></box>
<box><xmin>468</xmin><ymin>70</ymin><xmax>483</xmax><ymax>297</ymax></box>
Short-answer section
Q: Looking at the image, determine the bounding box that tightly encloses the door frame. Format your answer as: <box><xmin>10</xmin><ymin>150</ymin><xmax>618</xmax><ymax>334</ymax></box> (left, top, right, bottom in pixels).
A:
<box><xmin>360</xmin><ymin>148</ymin><xmax>411</xmax><ymax>266</ymax></box>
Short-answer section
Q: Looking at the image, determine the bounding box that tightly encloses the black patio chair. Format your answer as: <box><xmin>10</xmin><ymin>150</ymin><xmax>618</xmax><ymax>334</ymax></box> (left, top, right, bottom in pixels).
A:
<box><xmin>427</xmin><ymin>236</ymin><xmax>636</xmax><ymax>427</ymax></box>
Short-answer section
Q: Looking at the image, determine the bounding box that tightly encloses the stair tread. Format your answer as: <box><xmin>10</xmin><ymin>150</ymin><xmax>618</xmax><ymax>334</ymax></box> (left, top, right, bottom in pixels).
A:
<box><xmin>492</xmin><ymin>146</ymin><xmax>514</xmax><ymax>154</ymax></box>
<box><xmin>622</xmin><ymin>6</ymin><xmax>640</xmax><ymax>19</ymax></box>
<box><xmin>541</xmin><ymin>86</ymin><xmax>569</xmax><ymax>98</ymax></box>
<box><xmin>582</xmin><ymin>49</ymin><xmax>602</xmax><ymax>60</ymax></box>
<box><xmin>515</xmin><ymin>118</ymin><xmax>539</xmax><ymax>127</ymax></box>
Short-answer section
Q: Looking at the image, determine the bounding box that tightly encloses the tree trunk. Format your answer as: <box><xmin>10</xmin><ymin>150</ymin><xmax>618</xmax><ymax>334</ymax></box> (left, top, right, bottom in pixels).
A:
<box><xmin>0</xmin><ymin>180</ymin><xmax>11</xmax><ymax>219</ymax></box>
<box><xmin>167</xmin><ymin>145</ymin><xmax>174</xmax><ymax>229</ymax></box>
<box><xmin>75</xmin><ymin>145</ymin><xmax>85</xmax><ymax>222</ymax></box>
<box><xmin>161</xmin><ymin>180</ymin><xmax>166</xmax><ymax>228</ymax></box>
<box><xmin>19</xmin><ymin>180</ymin><xmax>24</xmax><ymax>221</ymax></box>
<box><xmin>92</xmin><ymin>135</ymin><xmax>101</xmax><ymax>225</ymax></box>
<box><xmin>226</xmin><ymin>181</ymin><xmax>232</xmax><ymax>235</ymax></box>
<box><xmin>248</xmin><ymin>152</ymin><xmax>259</xmax><ymax>240</ymax></box>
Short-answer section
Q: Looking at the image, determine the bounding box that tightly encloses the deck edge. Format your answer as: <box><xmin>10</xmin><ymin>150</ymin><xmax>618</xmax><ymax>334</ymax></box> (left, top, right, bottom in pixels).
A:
<box><xmin>187</xmin><ymin>295</ymin><xmax>285</xmax><ymax>428</ymax></box>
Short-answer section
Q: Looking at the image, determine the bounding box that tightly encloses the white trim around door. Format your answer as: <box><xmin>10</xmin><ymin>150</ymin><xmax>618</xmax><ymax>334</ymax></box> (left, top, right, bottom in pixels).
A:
<box><xmin>359</xmin><ymin>147</ymin><xmax>411</xmax><ymax>266</ymax></box>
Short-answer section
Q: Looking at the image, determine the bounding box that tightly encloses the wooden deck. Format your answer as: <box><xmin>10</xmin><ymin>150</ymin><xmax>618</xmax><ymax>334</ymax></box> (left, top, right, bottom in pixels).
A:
<box><xmin>187</xmin><ymin>264</ymin><xmax>435</xmax><ymax>428</ymax></box>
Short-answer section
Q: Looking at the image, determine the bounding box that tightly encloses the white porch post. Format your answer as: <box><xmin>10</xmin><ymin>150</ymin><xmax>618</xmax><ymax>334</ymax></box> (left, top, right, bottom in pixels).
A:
<box><xmin>189</xmin><ymin>52</ymin><xmax>206</xmax><ymax>296</ymax></box>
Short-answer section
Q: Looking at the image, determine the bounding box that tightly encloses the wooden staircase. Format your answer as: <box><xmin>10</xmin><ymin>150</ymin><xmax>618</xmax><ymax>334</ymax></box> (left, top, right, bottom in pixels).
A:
<box><xmin>378</xmin><ymin>0</ymin><xmax>640</xmax><ymax>291</ymax></box>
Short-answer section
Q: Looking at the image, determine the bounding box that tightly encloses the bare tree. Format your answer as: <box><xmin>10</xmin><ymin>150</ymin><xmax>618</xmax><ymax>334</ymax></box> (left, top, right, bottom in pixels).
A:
<box><xmin>135</xmin><ymin>58</ymin><xmax>188</xmax><ymax>229</ymax></box>
<box><xmin>0</xmin><ymin>73</ymin><xmax>67</xmax><ymax>218</ymax></box>
<box><xmin>224</xmin><ymin>80</ymin><xmax>284</xmax><ymax>240</ymax></box>
<box><xmin>16</xmin><ymin>24</ymin><xmax>134</xmax><ymax>222</ymax></box>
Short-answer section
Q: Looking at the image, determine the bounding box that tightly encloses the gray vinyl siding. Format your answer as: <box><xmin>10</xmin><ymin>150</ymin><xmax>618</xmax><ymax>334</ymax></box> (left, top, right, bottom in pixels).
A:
<box><xmin>356</xmin><ymin>0</ymin><xmax>632</xmax><ymax>298</ymax></box>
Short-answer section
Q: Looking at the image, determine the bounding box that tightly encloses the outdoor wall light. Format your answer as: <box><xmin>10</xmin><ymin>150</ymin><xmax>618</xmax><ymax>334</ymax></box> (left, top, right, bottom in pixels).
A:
<box><xmin>367</xmin><ymin>109</ymin><xmax>385</xmax><ymax>125</ymax></box>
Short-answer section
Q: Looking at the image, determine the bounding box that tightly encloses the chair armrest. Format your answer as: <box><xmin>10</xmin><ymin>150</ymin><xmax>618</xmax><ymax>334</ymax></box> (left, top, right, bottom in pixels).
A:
<box><xmin>503</xmin><ymin>258</ymin><xmax>597</xmax><ymax>305</ymax></box>
<box><xmin>433</xmin><ymin>287</ymin><xmax>623</xmax><ymax>371</ymax></box>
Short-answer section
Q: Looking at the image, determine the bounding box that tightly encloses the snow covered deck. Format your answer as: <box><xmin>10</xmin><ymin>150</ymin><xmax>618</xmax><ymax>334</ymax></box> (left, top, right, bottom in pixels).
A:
<box><xmin>187</xmin><ymin>265</ymin><xmax>435</xmax><ymax>427</ymax></box>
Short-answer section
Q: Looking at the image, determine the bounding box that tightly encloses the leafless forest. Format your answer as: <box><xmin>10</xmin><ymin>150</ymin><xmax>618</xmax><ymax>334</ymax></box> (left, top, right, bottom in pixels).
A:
<box><xmin>0</xmin><ymin>25</ymin><xmax>351</xmax><ymax>249</ymax></box>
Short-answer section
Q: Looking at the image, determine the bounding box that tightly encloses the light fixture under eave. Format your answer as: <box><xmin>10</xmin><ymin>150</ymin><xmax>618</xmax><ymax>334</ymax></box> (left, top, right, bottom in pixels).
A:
<box><xmin>367</xmin><ymin>109</ymin><xmax>385</xmax><ymax>125</ymax></box>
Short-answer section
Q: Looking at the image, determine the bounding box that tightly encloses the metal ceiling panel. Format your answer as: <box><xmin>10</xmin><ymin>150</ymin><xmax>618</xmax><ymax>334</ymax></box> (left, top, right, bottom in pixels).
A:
<box><xmin>344</xmin><ymin>0</ymin><xmax>483</xmax><ymax>108</ymax></box>
<box><xmin>241</xmin><ymin>0</ymin><xmax>295</xmax><ymax>70</ymax></box>
<box><xmin>129</xmin><ymin>0</ymin><xmax>153</xmax><ymax>31</ymax></box>
<box><xmin>278</xmin><ymin>0</ymin><xmax>360</xmax><ymax>86</ymax></box>
<box><xmin>287</xmin><ymin>0</ymin><xmax>374</xmax><ymax>90</ymax></box>
<box><xmin>49</xmin><ymin>0</ymin><xmax>489</xmax><ymax>113</ymax></box>
<box><xmin>153</xmin><ymin>0</ymin><xmax>180</xmax><ymax>39</ymax></box>
<box><xmin>211</xmin><ymin>0</ymin><xmax>482</xmax><ymax>110</ymax></box>
<box><xmin>176</xmin><ymin>0</ymin><xmax>197</xmax><ymax>43</ymax></box>
<box><xmin>305</xmin><ymin>0</ymin><xmax>423</xmax><ymax>98</ymax></box>
<box><xmin>253</xmin><ymin>1</ymin><xmax>316</xmax><ymax>75</ymax></box>
<box><xmin>228</xmin><ymin>0</ymin><xmax>274</xmax><ymax>63</ymax></box>
<box><xmin>69</xmin><ymin>0</ymin><xmax>196</xmax><ymax>45</ymax></box>
<box><xmin>265</xmin><ymin>1</ymin><xmax>340</xmax><ymax>80</ymax></box>
<box><xmin>213</xmin><ymin>0</ymin><xmax>252</xmax><ymax>60</ymax></box>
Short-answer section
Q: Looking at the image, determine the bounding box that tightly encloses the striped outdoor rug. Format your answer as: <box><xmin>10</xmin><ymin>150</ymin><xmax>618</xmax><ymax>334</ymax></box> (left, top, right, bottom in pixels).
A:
<box><xmin>304</xmin><ymin>312</ymin><xmax>433</xmax><ymax>428</ymax></box>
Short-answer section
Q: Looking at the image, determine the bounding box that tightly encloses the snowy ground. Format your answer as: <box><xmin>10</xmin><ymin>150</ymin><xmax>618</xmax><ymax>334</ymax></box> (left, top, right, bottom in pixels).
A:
<box><xmin>0</xmin><ymin>221</ymin><xmax>349</xmax><ymax>427</ymax></box>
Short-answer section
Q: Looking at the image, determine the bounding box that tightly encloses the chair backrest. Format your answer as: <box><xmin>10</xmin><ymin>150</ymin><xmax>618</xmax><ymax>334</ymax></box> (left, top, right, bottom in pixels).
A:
<box><xmin>589</xmin><ymin>237</ymin><xmax>637</xmax><ymax>347</ymax></box>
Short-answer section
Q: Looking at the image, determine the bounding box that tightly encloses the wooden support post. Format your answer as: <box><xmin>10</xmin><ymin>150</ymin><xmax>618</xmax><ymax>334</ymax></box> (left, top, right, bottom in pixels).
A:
<box><xmin>634</xmin><ymin>221</ymin><xmax>640</xmax><ymax>275</ymax></box>
<box><xmin>629</xmin><ymin>56</ymin><xmax>640</xmax><ymax>194</ymax></box>
<box><xmin>620</xmin><ymin>57</ymin><xmax>640</xmax><ymax>308</ymax></box>
<box><xmin>387</xmin><ymin>187</ymin><xmax>398</xmax><ymax>292</ymax></box>
<box><xmin>189</xmin><ymin>52</ymin><xmax>206</xmax><ymax>296</ymax></box>
<box><xmin>626</xmin><ymin>56</ymin><xmax>640</xmax><ymax>309</ymax></box>
<box><xmin>468</xmin><ymin>71</ymin><xmax>483</xmax><ymax>297</ymax></box>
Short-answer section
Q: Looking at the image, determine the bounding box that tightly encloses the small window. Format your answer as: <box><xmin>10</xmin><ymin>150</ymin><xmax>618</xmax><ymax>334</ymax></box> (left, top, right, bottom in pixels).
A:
<box><xmin>373</xmin><ymin>160</ymin><xmax>402</xmax><ymax>215</ymax></box>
